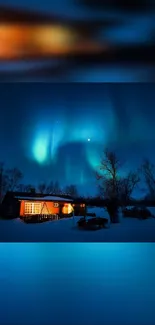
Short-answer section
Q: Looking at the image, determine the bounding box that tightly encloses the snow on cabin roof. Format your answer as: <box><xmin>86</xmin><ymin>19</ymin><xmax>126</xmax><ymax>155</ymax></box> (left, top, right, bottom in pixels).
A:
<box><xmin>43</xmin><ymin>196</ymin><xmax>73</xmax><ymax>202</ymax></box>
<box><xmin>15</xmin><ymin>195</ymin><xmax>73</xmax><ymax>202</ymax></box>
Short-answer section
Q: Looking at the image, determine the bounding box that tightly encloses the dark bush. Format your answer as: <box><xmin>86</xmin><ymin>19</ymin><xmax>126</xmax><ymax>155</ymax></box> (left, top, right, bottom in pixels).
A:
<box><xmin>86</xmin><ymin>212</ymin><xmax>96</xmax><ymax>217</ymax></box>
<box><xmin>122</xmin><ymin>207</ymin><xmax>152</xmax><ymax>219</ymax></box>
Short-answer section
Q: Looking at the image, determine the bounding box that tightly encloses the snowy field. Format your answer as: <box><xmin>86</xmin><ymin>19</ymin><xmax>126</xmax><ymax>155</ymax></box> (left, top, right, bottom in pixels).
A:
<box><xmin>1</xmin><ymin>243</ymin><xmax>155</xmax><ymax>325</ymax></box>
<box><xmin>1</xmin><ymin>207</ymin><xmax>155</xmax><ymax>242</ymax></box>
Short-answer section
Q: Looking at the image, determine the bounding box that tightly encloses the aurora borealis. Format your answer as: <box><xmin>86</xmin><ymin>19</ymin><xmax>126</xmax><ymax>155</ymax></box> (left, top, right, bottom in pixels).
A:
<box><xmin>1</xmin><ymin>82</ymin><xmax>155</xmax><ymax>325</ymax></box>
<box><xmin>0</xmin><ymin>83</ymin><xmax>155</xmax><ymax>195</ymax></box>
<box><xmin>1</xmin><ymin>4</ymin><xmax>155</xmax><ymax>325</ymax></box>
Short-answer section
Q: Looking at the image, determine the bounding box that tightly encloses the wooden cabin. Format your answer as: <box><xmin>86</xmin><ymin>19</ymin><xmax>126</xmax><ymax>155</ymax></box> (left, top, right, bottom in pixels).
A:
<box><xmin>1</xmin><ymin>191</ymin><xmax>86</xmax><ymax>221</ymax></box>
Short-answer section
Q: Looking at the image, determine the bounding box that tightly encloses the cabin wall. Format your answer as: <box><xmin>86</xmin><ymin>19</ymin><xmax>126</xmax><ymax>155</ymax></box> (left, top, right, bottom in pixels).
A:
<box><xmin>1</xmin><ymin>192</ymin><xmax>74</xmax><ymax>219</ymax></box>
<box><xmin>20</xmin><ymin>200</ymin><xmax>60</xmax><ymax>217</ymax></box>
<box><xmin>20</xmin><ymin>200</ymin><xmax>25</xmax><ymax>216</ymax></box>
<box><xmin>73</xmin><ymin>203</ymin><xmax>86</xmax><ymax>216</ymax></box>
<box><xmin>1</xmin><ymin>198</ymin><xmax>20</xmax><ymax>218</ymax></box>
<box><xmin>42</xmin><ymin>202</ymin><xmax>59</xmax><ymax>215</ymax></box>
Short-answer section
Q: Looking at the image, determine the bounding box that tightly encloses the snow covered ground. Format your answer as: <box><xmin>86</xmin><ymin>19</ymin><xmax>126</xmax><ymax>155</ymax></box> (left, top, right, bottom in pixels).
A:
<box><xmin>1</xmin><ymin>242</ymin><xmax>155</xmax><ymax>325</ymax></box>
<box><xmin>1</xmin><ymin>207</ymin><xmax>155</xmax><ymax>242</ymax></box>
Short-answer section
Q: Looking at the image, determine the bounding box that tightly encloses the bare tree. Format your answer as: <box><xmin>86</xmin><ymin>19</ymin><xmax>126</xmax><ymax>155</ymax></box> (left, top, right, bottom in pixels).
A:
<box><xmin>141</xmin><ymin>159</ymin><xmax>155</xmax><ymax>199</ymax></box>
<box><xmin>96</xmin><ymin>149</ymin><xmax>122</xmax><ymax>222</ymax></box>
<box><xmin>17</xmin><ymin>184</ymin><xmax>36</xmax><ymax>193</ymax></box>
<box><xmin>64</xmin><ymin>184</ymin><xmax>78</xmax><ymax>197</ymax></box>
<box><xmin>38</xmin><ymin>183</ymin><xmax>47</xmax><ymax>194</ymax></box>
<box><xmin>17</xmin><ymin>184</ymin><xmax>27</xmax><ymax>192</ymax></box>
<box><xmin>52</xmin><ymin>181</ymin><xmax>62</xmax><ymax>194</ymax></box>
<box><xmin>37</xmin><ymin>181</ymin><xmax>63</xmax><ymax>195</ymax></box>
<box><xmin>96</xmin><ymin>149</ymin><xmax>122</xmax><ymax>198</ymax></box>
<box><xmin>0</xmin><ymin>162</ymin><xmax>7</xmax><ymax>202</ymax></box>
<box><xmin>96</xmin><ymin>149</ymin><xmax>140</xmax><ymax>222</ymax></box>
<box><xmin>0</xmin><ymin>165</ymin><xmax>23</xmax><ymax>200</ymax></box>
<box><xmin>5</xmin><ymin>168</ymin><xmax>23</xmax><ymax>192</ymax></box>
<box><xmin>46</xmin><ymin>181</ymin><xmax>55</xmax><ymax>194</ymax></box>
<box><xmin>118</xmin><ymin>171</ymin><xmax>140</xmax><ymax>205</ymax></box>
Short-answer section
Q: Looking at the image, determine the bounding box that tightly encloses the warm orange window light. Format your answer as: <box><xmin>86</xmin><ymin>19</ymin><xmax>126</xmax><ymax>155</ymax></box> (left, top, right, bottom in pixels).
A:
<box><xmin>0</xmin><ymin>23</ymin><xmax>76</xmax><ymax>58</ymax></box>
<box><xmin>62</xmin><ymin>203</ymin><xmax>73</xmax><ymax>214</ymax></box>
<box><xmin>0</xmin><ymin>24</ymin><xmax>29</xmax><ymax>58</ymax></box>
<box><xmin>32</xmin><ymin>25</ymin><xmax>76</xmax><ymax>54</ymax></box>
<box><xmin>20</xmin><ymin>200</ymin><xmax>60</xmax><ymax>217</ymax></box>
<box><xmin>0</xmin><ymin>23</ymin><xmax>104</xmax><ymax>59</ymax></box>
<box><xmin>25</xmin><ymin>202</ymin><xmax>41</xmax><ymax>214</ymax></box>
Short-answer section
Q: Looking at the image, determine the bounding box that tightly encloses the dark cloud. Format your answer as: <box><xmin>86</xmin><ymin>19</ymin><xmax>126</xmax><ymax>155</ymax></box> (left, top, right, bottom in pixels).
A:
<box><xmin>70</xmin><ymin>44</ymin><xmax>155</xmax><ymax>65</ymax></box>
<box><xmin>78</xmin><ymin>0</ymin><xmax>154</xmax><ymax>13</ymax></box>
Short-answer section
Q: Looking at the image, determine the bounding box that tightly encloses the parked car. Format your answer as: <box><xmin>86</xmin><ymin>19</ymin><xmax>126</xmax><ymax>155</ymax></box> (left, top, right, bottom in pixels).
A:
<box><xmin>122</xmin><ymin>207</ymin><xmax>152</xmax><ymax>219</ymax></box>
<box><xmin>77</xmin><ymin>216</ymin><xmax>109</xmax><ymax>230</ymax></box>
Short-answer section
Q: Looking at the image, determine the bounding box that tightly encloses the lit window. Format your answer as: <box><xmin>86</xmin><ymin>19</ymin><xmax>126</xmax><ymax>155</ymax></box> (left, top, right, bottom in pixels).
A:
<box><xmin>32</xmin><ymin>25</ymin><xmax>76</xmax><ymax>54</ymax></box>
<box><xmin>0</xmin><ymin>24</ymin><xmax>28</xmax><ymax>58</ymax></box>
<box><xmin>62</xmin><ymin>203</ymin><xmax>73</xmax><ymax>214</ymax></box>
<box><xmin>25</xmin><ymin>202</ymin><xmax>41</xmax><ymax>214</ymax></box>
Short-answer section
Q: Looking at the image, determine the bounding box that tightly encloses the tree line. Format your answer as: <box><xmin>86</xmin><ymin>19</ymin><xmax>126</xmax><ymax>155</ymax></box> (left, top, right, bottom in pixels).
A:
<box><xmin>1</xmin><ymin>148</ymin><xmax>155</xmax><ymax>206</ymax></box>
<box><xmin>0</xmin><ymin>162</ymin><xmax>78</xmax><ymax>203</ymax></box>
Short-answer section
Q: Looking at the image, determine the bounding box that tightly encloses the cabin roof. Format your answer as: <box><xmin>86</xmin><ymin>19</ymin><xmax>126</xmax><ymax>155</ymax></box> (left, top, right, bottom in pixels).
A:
<box><xmin>15</xmin><ymin>195</ymin><xmax>73</xmax><ymax>202</ymax></box>
<box><xmin>2</xmin><ymin>191</ymin><xmax>73</xmax><ymax>203</ymax></box>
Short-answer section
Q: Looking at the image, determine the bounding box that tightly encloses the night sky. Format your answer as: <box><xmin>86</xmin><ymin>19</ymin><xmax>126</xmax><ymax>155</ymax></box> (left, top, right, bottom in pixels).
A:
<box><xmin>1</xmin><ymin>3</ymin><xmax>155</xmax><ymax>322</ymax></box>
<box><xmin>1</xmin><ymin>0</ymin><xmax>155</xmax><ymax>81</ymax></box>
<box><xmin>1</xmin><ymin>83</ymin><xmax>155</xmax><ymax>196</ymax></box>
<box><xmin>2</xmin><ymin>0</ymin><xmax>155</xmax><ymax>39</ymax></box>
